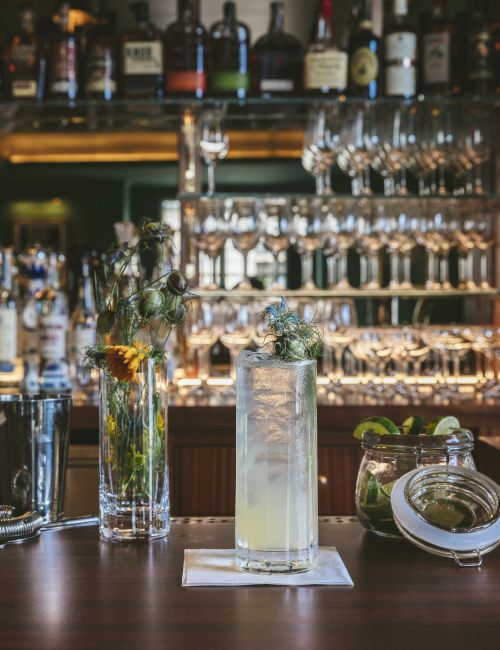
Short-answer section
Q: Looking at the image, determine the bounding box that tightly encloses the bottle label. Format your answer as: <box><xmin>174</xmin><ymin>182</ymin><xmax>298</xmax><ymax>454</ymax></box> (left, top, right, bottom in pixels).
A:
<box><xmin>350</xmin><ymin>47</ymin><xmax>379</xmax><ymax>86</ymax></box>
<box><xmin>49</xmin><ymin>40</ymin><xmax>78</xmax><ymax>94</ymax></box>
<box><xmin>86</xmin><ymin>44</ymin><xmax>116</xmax><ymax>94</ymax></box>
<box><xmin>304</xmin><ymin>50</ymin><xmax>348</xmax><ymax>90</ymax></box>
<box><xmin>211</xmin><ymin>71</ymin><xmax>250</xmax><ymax>93</ymax></box>
<box><xmin>39</xmin><ymin>315</ymin><xmax>68</xmax><ymax>360</ymax></box>
<box><xmin>468</xmin><ymin>29</ymin><xmax>494</xmax><ymax>81</ymax></box>
<box><xmin>424</xmin><ymin>32</ymin><xmax>450</xmax><ymax>84</ymax></box>
<box><xmin>385</xmin><ymin>64</ymin><xmax>416</xmax><ymax>96</ymax></box>
<box><xmin>72</xmin><ymin>325</ymin><xmax>97</xmax><ymax>363</ymax></box>
<box><xmin>12</xmin><ymin>79</ymin><xmax>37</xmax><ymax>98</ymax></box>
<box><xmin>0</xmin><ymin>309</ymin><xmax>17</xmax><ymax>362</ymax></box>
<box><xmin>260</xmin><ymin>78</ymin><xmax>294</xmax><ymax>92</ymax></box>
<box><xmin>11</xmin><ymin>42</ymin><xmax>37</xmax><ymax>72</ymax></box>
<box><xmin>166</xmin><ymin>71</ymin><xmax>207</xmax><ymax>94</ymax></box>
<box><xmin>385</xmin><ymin>32</ymin><xmax>417</xmax><ymax>62</ymax></box>
<box><xmin>124</xmin><ymin>41</ymin><xmax>163</xmax><ymax>76</ymax></box>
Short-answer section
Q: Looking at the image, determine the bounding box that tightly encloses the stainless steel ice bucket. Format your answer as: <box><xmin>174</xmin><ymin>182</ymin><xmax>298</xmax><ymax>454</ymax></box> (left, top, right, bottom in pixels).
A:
<box><xmin>0</xmin><ymin>395</ymin><xmax>71</xmax><ymax>523</ymax></box>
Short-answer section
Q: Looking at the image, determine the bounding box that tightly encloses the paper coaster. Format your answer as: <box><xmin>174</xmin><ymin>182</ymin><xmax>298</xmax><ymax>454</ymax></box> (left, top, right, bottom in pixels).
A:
<box><xmin>182</xmin><ymin>547</ymin><xmax>354</xmax><ymax>587</ymax></box>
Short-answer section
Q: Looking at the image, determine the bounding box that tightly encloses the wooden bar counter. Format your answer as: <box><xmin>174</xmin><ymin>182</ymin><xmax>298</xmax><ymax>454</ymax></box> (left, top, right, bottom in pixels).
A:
<box><xmin>67</xmin><ymin>402</ymin><xmax>500</xmax><ymax>519</ymax></box>
<box><xmin>1</xmin><ymin>517</ymin><xmax>499</xmax><ymax>650</ymax></box>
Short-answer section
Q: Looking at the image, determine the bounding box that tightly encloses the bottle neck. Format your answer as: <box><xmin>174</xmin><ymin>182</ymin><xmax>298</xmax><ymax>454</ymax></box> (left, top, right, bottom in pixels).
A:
<box><xmin>314</xmin><ymin>0</ymin><xmax>335</xmax><ymax>42</ymax></box>
<box><xmin>393</xmin><ymin>0</ymin><xmax>408</xmax><ymax>17</ymax></box>
<box><xmin>79</xmin><ymin>269</ymin><xmax>96</xmax><ymax>312</ymax></box>
<box><xmin>223</xmin><ymin>1</ymin><xmax>236</xmax><ymax>23</ymax></box>
<box><xmin>47</xmin><ymin>257</ymin><xmax>60</xmax><ymax>291</ymax></box>
<box><xmin>179</xmin><ymin>0</ymin><xmax>199</xmax><ymax>22</ymax></box>
<box><xmin>0</xmin><ymin>252</ymin><xmax>13</xmax><ymax>293</ymax></box>
<box><xmin>269</xmin><ymin>3</ymin><xmax>285</xmax><ymax>34</ymax></box>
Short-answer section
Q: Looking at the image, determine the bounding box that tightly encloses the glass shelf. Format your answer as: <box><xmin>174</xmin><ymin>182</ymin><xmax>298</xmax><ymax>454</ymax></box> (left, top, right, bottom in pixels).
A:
<box><xmin>0</xmin><ymin>94</ymin><xmax>498</xmax><ymax>134</ymax></box>
<box><xmin>193</xmin><ymin>288</ymin><xmax>500</xmax><ymax>300</ymax></box>
<box><xmin>178</xmin><ymin>192</ymin><xmax>500</xmax><ymax>203</ymax></box>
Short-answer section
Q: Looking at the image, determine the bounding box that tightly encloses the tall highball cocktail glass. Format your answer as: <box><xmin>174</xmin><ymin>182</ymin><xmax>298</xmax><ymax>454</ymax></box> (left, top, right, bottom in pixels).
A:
<box><xmin>235</xmin><ymin>350</ymin><xmax>318</xmax><ymax>573</ymax></box>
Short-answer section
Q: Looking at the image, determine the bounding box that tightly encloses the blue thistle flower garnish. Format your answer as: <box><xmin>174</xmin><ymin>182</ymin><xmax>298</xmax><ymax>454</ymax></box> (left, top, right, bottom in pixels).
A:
<box><xmin>262</xmin><ymin>298</ymin><xmax>322</xmax><ymax>362</ymax></box>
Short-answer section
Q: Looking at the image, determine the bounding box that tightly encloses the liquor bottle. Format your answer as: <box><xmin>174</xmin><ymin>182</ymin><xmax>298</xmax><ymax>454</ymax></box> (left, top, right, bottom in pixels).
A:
<box><xmin>120</xmin><ymin>1</ymin><xmax>164</xmax><ymax>100</ymax></box>
<box><xmin>38</xmin><ymin>253</ymin><xmax>71</xmax><ymax>394</ymax></box>
<box><xmin>251</xmin><ymin>1</ymin><xmax>303</xmax><ymax>97</ymax></box>
<box><xmin>70</xmin><ymin>256</ymin><xmax>98</xmax><ymax>403</ymax></box>
<box><xmin>0</xmin><ymin>249</ymin><xmax>18</xmax><ymax>374</ymax></box>
<box><xmin>384</xmin><ymin>0</ymin><xmax>417</xmax><ymax>97</ymax></box>
<box><xmin>7</xmin><ymin>4</ymin><xmax>41</xmax><ymax>100</ymax></box>
<box><xmin>46</xmin><ymin>2</ymin><xmax>79</xmax><ymax>100</ymax></box>
<box><xmin>348</xmin><ymin>0</ymin><xmax>380</xmax><ymax>98</ymax></box>
<box><xmin>84</xmin><ymin>8</ymin><xmax>117</xmax><ymax>100</ymax></box>
<box><xmin>421</xmin><ymin>0</ymin><xmax>456</xmax><ymax>95</ymax></box>
<box><xmin>304</xmin><ymin>0</ymin><xmax>348</xmax><ymax>96</ymax></box>
<box><xmin>210</xmin><ymin>1</ymin><xmax>251</xmax><ymax>98</ymax></box>
<box><xmin>20</xmin><ymin>246</ymin><xmax>47</xmax><ymax>392</ymax></box>
<box><xmin>164</xmin><ymin>0</ymin><xmax>207</xmax><ymax>98</ymax></box>
<box><xmin>465</xmin><ymin>1</ymin><xmax>495</xmax><ymax>95</ymax></box>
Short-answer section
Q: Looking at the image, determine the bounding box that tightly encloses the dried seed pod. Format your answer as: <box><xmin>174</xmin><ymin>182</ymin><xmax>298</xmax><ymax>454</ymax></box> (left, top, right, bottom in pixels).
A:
<box><xmin>139</xmin><ymin>289</ymin><xmax>164</xmax><ymax>317</ymax></box>
<box><xmin>166</xmin><ymin>270</ymin><xmax>189</xmax><ymax>296</ymax></box>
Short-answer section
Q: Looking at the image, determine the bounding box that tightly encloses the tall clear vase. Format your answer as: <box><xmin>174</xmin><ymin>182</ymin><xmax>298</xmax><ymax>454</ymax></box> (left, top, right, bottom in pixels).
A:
<box><xmin>99</xmin><ymin>359</ymin><xmax>169</xmax><ymax>542</ymax></box>
<box><xmin>235</xmin><ymin>351</ymin><xmax>318</xmax><ymax>573</ymax></box>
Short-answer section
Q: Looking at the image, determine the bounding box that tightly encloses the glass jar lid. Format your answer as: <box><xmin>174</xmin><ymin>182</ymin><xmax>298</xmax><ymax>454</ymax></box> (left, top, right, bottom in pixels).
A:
<box><xmin>361</xmin><ymin>429</ymin><xmax>474</xmax><ymax>456</ymax></box>
<box><xmin>391</xmin><ymin>465</ymin><xmax>500</xmax><ymax>567</ymax></box>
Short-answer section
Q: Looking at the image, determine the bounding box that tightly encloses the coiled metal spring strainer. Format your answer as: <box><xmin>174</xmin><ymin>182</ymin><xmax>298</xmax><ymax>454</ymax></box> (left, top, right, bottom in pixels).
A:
<box><xmin>0</xmin><ymin>505</ymin><xmax>97</xmax><ymax>548</ymax></box>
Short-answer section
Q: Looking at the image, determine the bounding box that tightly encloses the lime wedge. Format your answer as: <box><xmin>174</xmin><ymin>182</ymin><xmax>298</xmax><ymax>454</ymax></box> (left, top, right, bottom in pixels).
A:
<box><xmin>402</xmin><ymin>415</ymin><xmax>424</xmax><ymax>435</ymax></box>
<box><xmin>426</xmin><ymin>416</ymin><xmax>460</xmax><ymax>436</ymax></box>
<box><xmin>353</xmin><ymin>416</ymin><xmax>399</xmax><ymax>441</ymax></box>
<box><xmin>380</xmin><ymin>481</ymin><xmax>397</xmax><ymax>499</ymax></box>
<box><xmin>422</xmin><ymin>499</ymin><xmax>472</xmax><ymax>529</ymax></box>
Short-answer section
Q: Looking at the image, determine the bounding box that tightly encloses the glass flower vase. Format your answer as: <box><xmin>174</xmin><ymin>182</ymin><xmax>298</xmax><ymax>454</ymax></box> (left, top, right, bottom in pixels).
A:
<box><xmin>99</xmin><ymin>358</ymin><xmax>169</xmax><ymax>542</ymax></box>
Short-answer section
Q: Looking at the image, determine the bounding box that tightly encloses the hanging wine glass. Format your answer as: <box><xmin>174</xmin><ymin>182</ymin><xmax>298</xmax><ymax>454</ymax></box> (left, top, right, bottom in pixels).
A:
<box><xmin>199</xmin><ymin>109</ymin><xmax>229</xmax><ymax>196</ymax></box>
<box><xmin>302</xmin><ymin>104</ymin><xmax>342</xmax><ymax>195</ymax></box>
<box><xmin>229</xmin><ymin>197</ymin><xmax>262</xmax><ymax>290</ymax></box>
<box><xmin>260</xmin><ymin>197</ymin><xmax>291</xmax><ymax>289</ymax></box>
<box><xmin>293</xmin><ymin>197</ymin><xmax>328</xmax><ymax>290</ymax></box>
<box><xmin>190</xmin><ymin>197</ymin><xmax>229</xmax><ymax>290</ymax></box>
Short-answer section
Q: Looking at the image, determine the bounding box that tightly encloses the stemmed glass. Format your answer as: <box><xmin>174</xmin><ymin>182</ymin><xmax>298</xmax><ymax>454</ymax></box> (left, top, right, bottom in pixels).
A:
<box><xmin>459</xmin><ymin>106</ymin><xmax>492</xmax><ymax>195</ymax></box>
<box><xmin>337</xmin><ymin>102</ymin><xmax>377</xmax><ymax>195</ymax></box>
<box><xmin>328</xmin><ymin>198</ymin><xmax>357</xmax><ymax>289</ymax></box>
<box><xmin>219</xmin><ymin>301</ymin><xmax>253</xmax><ymax>390</ymax></box>
<box><xmin>323</xmin><ymin>299</ymin><xmax>356</xmax><ymax>394</ymax></box>
<box><xmin>355</xmin><ymin>199</ymin><xmax>383</xmax><ymax>289</ymax></box>
<box><xmin>372</xmin><ymin>102</ymin><xmax>412</xmax><ymax>196</ymax></box>
<box><xmin>185</xmin><ymin>300</ymin><xmax>221</xmax><ymax>395</ymax></box>
<box><xmin>302</xmin><ymin>104</ymin><xmax>342</xmax><ymax>195</ymax></box>
<box><xmin>261</xmin><ymin>197</ymin><xmax>291</xmax><ymax>289</ymax></box>
<box><xmin>199</xmin><ymin>109</ymin><xmax>229</xmax><ymax>195</ymax></box>
<box><xmin>190</xmin><ymin>197</ymin><xmax>229</xmax><ymax>290</ymax></box>
<box><xmin>293</xmin><ymin>197</ymin><xmax>328</xmax><ymax>290</ymax></box>
<box><xmin>230</xmin><ymin>197</ymin><xmax>261</xmax><ymax>290</ymax></box>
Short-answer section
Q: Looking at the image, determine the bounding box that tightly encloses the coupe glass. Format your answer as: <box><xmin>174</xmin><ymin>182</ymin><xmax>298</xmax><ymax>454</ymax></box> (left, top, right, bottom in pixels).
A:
<box><xmin>190</xmin><ymin>197</ymin><xmax>229</xmax><ymax>290</ymax></box>
<box><xmin>261</xmin><ymin>197</ymin><xmax>291</xmax><ymax>289</ymax></box>
<box><xmin>230</xmin><ymin>197</ymin><xmax>262</xmax><ymax>290</ymax></box>
<box><xmin>199</xmin><ymin>109</ymin><xmax>229</xmax><ymax>195</ymax></box>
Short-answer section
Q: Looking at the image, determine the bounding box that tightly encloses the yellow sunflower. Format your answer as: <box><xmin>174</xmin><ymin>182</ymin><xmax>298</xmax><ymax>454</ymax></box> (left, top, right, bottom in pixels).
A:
<box><xmin>106</xmin><ymin>340</ymin><xmax>151</xmax><ymax>383</ymax></box>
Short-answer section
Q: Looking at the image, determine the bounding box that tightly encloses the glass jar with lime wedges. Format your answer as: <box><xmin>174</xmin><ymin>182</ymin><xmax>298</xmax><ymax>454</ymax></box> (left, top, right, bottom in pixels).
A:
<box><xmin>354</xmin><ymin>416</ymin><xmax>476</xmax><ymax>538</ymax></box>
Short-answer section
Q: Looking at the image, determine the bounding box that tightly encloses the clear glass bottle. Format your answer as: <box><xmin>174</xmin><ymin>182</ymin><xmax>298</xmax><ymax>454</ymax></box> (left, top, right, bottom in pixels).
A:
<box><xmin>304</xmin><ymin>0</ymin><xmax>348</xmax><ymax>96</ymax></box>
<box><xmin>384</xmin><ymin>0</ymin><xmax>417</xmax><ymax>98</ymax></box>
<box><xmin>210</xmin><ymin>1</ymin><xmax>251</xmax><ymax>98</ymax></box>
<box><xmin>0</xmin><ymin>249</ymin><xmax>18</xmax><ymax>374</ymax></box>
<box><xmin>20</xmin><ymin>246</ymin><xmax>47</xmax><ymax>393</ymax></box>
<box><xmin>355</xmin><ymin>429</ymin><xmax>476</xmax><ymax>538</ymax></box>
<box><xmin>164</xmin><ymin>0</ymin><xmax>207</xmax><ymax>98</ymax></box>
<box><xmin>235</xmin><ymin>351</ymin><xmax>318</xmax><ymax>573</ymax></box>
<box><xmin>251</xmin><ymin>1</ymin><xmax>303</xmax><ymax>98</ymax></box>
<box><xmin>7</xmin><ymin>4</ymin><xmax>41</xmax><ymax>100</ymax></box>
<box><xmin>38</xmin><ymin>253</ymin><xmax>71</xmax><ymax>394</ymax></box>
<box><xmin>119</xmin><ymin>0</ymin><xmax>164</xmax><ymax>100</ymax></box>
<box><xmin>70</xmin><ymin>255</ymin><xmax>98</xmax><ymax>404</ymax></box>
